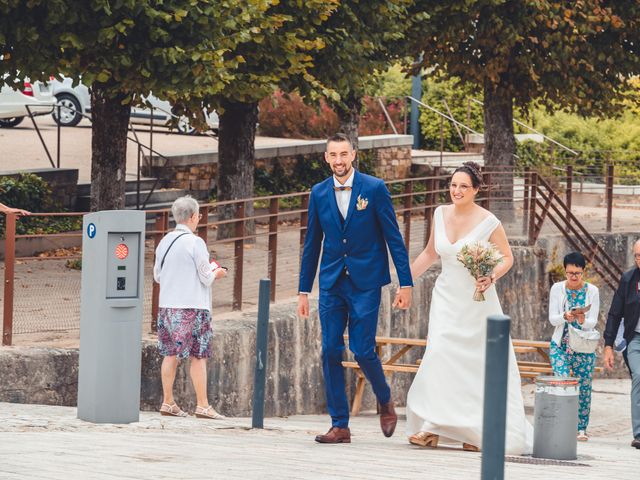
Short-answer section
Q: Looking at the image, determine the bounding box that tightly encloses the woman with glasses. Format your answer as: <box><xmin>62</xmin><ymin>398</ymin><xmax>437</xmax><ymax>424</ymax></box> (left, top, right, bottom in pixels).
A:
<box><xmin>153</xmin><ymin>196</ymin><xmax>227</xmax><ymax>419</ymax></box>
<box><xmin>548</xmin><ymin>251</ymin><xmax>600</xmax><ymax>441</ymax></box>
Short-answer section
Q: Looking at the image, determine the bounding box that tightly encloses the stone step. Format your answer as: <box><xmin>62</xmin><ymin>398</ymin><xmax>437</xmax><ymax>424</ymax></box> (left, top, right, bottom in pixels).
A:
<box><xmin>76</xmin><ymin>177</ymin><xmax>159</xmax><ymax>196</ymax></box>
<box><xmin>77</xmin><ymin>188</ymin><xmax>186</xmax><ymax>211</ymax></box>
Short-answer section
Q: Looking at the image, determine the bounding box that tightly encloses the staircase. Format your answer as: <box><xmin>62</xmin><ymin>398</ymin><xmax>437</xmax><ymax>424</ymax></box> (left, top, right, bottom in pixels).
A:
<box><xmin>526</xmin><ymin>170</ymin><xmax>623</xmax><ymax>290</ymax></box>
<box><xmin>76</xmin><ymin>178</ymin><xmax>188</xmax><ymax>211</ymax></box>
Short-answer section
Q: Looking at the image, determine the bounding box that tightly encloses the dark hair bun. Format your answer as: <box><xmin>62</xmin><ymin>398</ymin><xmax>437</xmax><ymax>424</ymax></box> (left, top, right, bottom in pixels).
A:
<box><xmin>453</xmin><ymin>161</ymin><xmax>484</xmax><ymax>189</ymax></box>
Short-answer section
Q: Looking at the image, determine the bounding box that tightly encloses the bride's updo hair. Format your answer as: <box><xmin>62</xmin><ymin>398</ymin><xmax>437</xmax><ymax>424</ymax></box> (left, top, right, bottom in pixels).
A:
<box><xmin>452</xmin><ymin>161</ymin><xmax>484</xmax><ymax>189</ymax></box>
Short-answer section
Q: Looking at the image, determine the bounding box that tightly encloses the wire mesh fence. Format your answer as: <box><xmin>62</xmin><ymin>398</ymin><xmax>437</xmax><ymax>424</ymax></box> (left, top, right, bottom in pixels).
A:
<box><xmin>2</xmin><ymin>163</ymin><xmax>639</xmax><ymax>344</ymax></box>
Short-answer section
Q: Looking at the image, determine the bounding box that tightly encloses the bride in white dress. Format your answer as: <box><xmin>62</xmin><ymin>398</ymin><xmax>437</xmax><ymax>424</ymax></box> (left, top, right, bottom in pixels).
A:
<box><xmin>403</xmin><ymin>162</ymin><xmax>533</xmax><ymax>455</ymax></box>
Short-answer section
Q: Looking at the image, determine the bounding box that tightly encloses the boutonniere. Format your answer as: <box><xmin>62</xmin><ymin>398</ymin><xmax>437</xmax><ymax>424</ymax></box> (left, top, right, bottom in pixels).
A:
<box><xmin>356</xmin><ymin>195</ymin><xmax>369</xmax><ymax>211</ymax></box>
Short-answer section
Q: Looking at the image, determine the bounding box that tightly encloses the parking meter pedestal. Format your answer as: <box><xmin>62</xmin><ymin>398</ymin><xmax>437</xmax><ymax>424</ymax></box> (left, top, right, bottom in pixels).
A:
<box><xmin>533</xmin><ymin>376</ymin><xmax>579</xmax><ymax>460</ymax></box>
<box><xmin>77</xmin><ymin>210</ymin><xmax>145</xmax><ymax>424</ymax></box>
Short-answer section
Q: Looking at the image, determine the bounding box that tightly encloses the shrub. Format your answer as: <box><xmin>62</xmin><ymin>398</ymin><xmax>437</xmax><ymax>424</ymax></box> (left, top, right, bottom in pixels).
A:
<box><xmin>0</xmin><ymin>174</ymin><xmax>82</xmax><ymax>236</ymax></box>
<box><xmin>258</xmin><ymin>91</ymin><xmax>339</xmax><ymax>139</ymax></box>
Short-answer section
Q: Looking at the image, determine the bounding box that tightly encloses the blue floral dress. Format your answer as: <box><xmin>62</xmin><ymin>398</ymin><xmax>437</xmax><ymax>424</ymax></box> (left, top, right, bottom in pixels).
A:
<box><xmin>549</xmin><ymin>284</ymin><xmax>596</xmax><ymax>432</ymax></box>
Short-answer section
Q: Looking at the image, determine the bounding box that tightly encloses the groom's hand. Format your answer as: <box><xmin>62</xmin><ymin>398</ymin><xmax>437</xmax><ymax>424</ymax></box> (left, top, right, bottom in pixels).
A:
<box><xmin>392</xmin><ymin>287</ymin><xmax>412</xmax><ymax>310</ymax></box>
<box><xmin>297</xmin><ymin>294</ymin><xmax>310</xmax><ymax>319</ymax></box>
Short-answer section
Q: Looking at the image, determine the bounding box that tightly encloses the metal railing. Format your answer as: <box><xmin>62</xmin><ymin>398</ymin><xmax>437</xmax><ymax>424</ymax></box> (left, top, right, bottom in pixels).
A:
<box><xmin>2</xmin><ymin>164</ymin><xmax>638</xmax><ymax>345</ymax></box>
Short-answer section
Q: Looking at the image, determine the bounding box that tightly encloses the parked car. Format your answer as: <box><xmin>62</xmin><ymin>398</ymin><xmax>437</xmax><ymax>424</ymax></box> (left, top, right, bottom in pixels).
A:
<box><xmin>0</xmin><ymin>80</ymin><xmax>55</xmax><ymax>128</ymax></box>
<box><xmin>49</xmin><ymin>76</ymin><xmax>219</xmax><ymax>134</ymax></box>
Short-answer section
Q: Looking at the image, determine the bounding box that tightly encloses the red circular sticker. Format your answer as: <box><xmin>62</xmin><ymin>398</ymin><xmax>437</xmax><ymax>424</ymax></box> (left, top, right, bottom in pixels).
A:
<box><xmin>115</xmin><ymin>243</ymin><xmax>129</xmax><ymax>260</ymax></box>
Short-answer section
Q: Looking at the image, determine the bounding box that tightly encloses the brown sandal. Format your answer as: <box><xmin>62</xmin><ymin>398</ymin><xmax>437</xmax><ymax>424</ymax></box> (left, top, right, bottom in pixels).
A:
<box><xmin>160</xmin><ymin>402</ymin><xmax>188</xmax><ymax>417</ymax></box>
<box><xmin>409</xmin><ymin>431</ymin><xmax>439</xmax><ymax>448</ymax></box>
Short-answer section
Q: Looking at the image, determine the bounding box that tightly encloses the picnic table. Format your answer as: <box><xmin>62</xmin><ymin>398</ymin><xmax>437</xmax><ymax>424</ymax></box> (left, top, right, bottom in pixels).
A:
<box><xmin>342</xmin><ymin>335</ymin><xmax>600</xmax><ymax>416</ymax></box>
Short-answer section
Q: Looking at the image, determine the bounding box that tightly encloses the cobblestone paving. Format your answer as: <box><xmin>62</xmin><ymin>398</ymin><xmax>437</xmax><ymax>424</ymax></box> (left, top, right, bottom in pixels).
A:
<box><xmin>0</xmin><ymin>380</ymin><xmax>638</xmax><ymax>479</ymax></box>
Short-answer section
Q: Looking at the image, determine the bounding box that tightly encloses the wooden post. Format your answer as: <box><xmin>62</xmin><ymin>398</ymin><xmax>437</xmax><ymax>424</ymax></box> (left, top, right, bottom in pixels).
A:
<box><xmin>522</xmin><ymin>167</ymin><xmax>530</xmax><ymax>236</ymax></box>
<box><xmin>483</xmin><ymin>171</ymin><xmax>492</xmax><ymax>211</ymax></box>
<box><xmin>268</xmin><ymin>197</ymin><xmax>279</xmax><ymax>302</ymax></box>
<box><xmin>566</xmin><ymin>165</ymin><xmax>573</xmax><ymax>233</ymax></box>
<box><xmin>151</xmin><ymin>211</ymin><xmax>168</xmax><ymax>332</ymax></box>
<box><xmin>424</xmin><ymin>177</ymin><xmax>434</xmax><ymax>247</ymax></box>
<box><xmin>403</xmin><ymin>181</ymin><xmax>412</xmax><ymax>252</ymax></box>
<box><xmin>198</xmin><ymin>205</ymin><xmax>209</xmax><ymax>243</ymax></box>
<box><xmin>2</xmin><ymin>213</ymin><xmax>16</xmax><ymax>346</ymax></box>
<box><xmin>300</xmin><ymin>193</ymin><xmax>309</xmax><ymax>252</ymax></box>
<box><xmin>528</xmin><ymin>172</ymin><xmax>538</xmax><ymax>245</ymax></box>
<box><xmin>233</xmin><ymin>202</ymin><xmax>245</xmax><ymax>310</ymax></box>
<box><xmin>606</xmin><ymin>163</ymin><xmax>614</xmax><ymax>232</ymax></box>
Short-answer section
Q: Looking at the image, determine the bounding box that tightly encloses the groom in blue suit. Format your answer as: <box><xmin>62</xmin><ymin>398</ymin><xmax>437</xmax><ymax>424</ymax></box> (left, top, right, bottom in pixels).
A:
<box><xmin>298</xmin><ymin>133</ymin><xmax>413</xmax><ymax>443</ymax></box>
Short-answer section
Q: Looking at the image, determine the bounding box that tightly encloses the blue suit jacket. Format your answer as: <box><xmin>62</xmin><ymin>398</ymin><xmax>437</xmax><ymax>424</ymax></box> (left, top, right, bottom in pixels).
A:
<box><xmin>299</xmin><ymin>170</ymin><xmax>413</xmax><ymax>292</ymax></box>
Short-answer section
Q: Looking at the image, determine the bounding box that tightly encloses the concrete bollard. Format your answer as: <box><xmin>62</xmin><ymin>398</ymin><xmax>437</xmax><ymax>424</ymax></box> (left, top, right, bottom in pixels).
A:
<box><xmin>533</xmin><ymin>376</ymin><xmax>579</xmax><ymax>460</ymax></box>
<box><xmin>252</xmin><ymin>279</ymin><xmax>271</xmax><ymax>429</ymax></box>
<box><xmin>481</xmin><ymin>314</ymin><xmax>511</xmax><ymax>480</ymax></box>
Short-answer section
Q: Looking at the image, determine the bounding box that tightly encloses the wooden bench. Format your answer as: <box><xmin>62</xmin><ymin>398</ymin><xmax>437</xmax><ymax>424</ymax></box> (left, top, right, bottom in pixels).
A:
<box><xmin>342</xmin><ymin>335</ymin><xmax>600</xmax><ymax>416</ymax></box>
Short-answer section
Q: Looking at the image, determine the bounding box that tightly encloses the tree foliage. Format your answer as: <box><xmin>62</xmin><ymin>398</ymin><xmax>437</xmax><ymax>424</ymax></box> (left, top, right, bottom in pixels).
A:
<box><xmin>402</xmin><ymin>1</ymin><xmax>639</xmax><ymax>219</ymax></box>
<box><xmin>301</xmin><ymin>0</ymin><xmax>427</xmax><ymax>147</ymax></box>
<box><xmin>405</xmin><ymin>1</ymin><xmax>639</xmax><ymax>115</ymax></box>
<box><xmin>0</xmin><ymin>0</ymin><xmax>285</xmax><ymax>210</ymax></box>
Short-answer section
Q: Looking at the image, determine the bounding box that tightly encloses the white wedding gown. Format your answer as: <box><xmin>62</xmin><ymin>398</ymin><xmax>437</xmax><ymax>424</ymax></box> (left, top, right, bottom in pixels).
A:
<box><xmin>406</xmin><ymin>206</ymin><xmax>533</xmax><ymax>455</ymax></box>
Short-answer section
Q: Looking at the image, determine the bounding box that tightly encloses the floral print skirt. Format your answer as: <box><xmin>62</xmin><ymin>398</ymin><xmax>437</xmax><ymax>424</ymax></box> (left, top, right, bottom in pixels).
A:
<box><xmin>157</xmin><ymin>308</ymin><xmax>213</xmax><ymax>359</ymax></box>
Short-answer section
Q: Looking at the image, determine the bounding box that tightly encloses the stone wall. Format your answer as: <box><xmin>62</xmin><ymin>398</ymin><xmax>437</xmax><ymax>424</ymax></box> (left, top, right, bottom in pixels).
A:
<box><xmin>143</xmin><ymin>135</ymin><xmax>414</xmax><ymax>195</ymax></box>
<box><xmin>1</xmin><ymin>233</ymin><xmax>635</xmax><ymax>415</ymax></box>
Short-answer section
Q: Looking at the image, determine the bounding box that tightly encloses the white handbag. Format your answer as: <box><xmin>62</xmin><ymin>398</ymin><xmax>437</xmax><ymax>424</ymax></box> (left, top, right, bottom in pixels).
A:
<box><xmin>567</xmin><ymin>324</ymin><xmax>600</xmax><ymax>353</ymax></box>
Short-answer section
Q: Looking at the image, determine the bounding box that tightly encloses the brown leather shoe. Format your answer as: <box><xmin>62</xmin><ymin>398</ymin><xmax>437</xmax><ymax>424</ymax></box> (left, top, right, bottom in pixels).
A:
<box><xmin>379</xmin><ymin>401</ymin><xmax>397</xmax><ymax>438</ymax></box>
<box><xmin>315</xmin><ymin>427</ymin><xmax>351</xmax><ymax>444</ymax></box>
<box><xmin>632</xmin><ymin>437</ymin><xmax>640</xmax><ymax>449</ymax></box>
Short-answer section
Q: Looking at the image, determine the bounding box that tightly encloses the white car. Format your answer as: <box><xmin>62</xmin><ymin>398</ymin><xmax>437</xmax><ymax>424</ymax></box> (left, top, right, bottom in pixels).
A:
<box><xmin>0</xmin><ymin>80</ymin><xmax>55</xmax><ymax>127</ymax></box>
<box><xmin>49</xmin><ymin>76</ymin><xmax>219</xmax><ymax>134</ymax></box>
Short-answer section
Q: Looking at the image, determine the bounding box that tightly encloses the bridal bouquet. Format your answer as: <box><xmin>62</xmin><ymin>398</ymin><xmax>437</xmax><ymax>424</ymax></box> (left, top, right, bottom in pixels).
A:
<box><xmin>456</xmin><ymin>241</ymin><xmax>504</xmax><ymax>302</ymax></box>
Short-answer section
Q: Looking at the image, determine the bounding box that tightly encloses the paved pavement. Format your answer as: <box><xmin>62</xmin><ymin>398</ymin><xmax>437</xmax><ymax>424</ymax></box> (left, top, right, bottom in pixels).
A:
<box><xmin>0</xmin><ymin>379</ymin><xmax>638</xmax><ymax>479</ymax></box>
<box><xmin>0</xmin><ymin>116</ymin><xmax>304</xmax><ymax>182</ymax></box>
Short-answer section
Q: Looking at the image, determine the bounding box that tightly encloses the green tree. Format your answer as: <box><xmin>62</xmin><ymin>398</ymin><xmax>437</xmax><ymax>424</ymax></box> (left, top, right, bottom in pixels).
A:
<box><xmin>304</xmin><ymin>1</ymin><xmax>426</xmax><ymax>150</ymax></box>
<box><xmin>0</xmin><ymin>0</ymin><xmax>274</xmax><ymax>211</ymax></box>
<box><xmin>403</xmin><ymin>1</ymin><xmax>639</xmax><ymax>218</ymax></box>
<box><xmin>207</xmin><ymin>0</ymin><xmax>338</xmax><ymax>238</ymax></box>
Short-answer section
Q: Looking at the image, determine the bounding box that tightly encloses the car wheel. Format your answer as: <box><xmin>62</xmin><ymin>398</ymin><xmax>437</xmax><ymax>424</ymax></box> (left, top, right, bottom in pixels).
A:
<box><xmin>52</xmin><ymin>93</ymin><xmax>82</xmax><ymax>127</ymax></box>
<box><xmin>177</xmin><ymin>116</ymin><xmax>196</xmax><ymax>135</ymax></box>
<box><xmin>0</xmin><ymin>117</ymin><xmax>25</xmax><ymax>128</ymax></box>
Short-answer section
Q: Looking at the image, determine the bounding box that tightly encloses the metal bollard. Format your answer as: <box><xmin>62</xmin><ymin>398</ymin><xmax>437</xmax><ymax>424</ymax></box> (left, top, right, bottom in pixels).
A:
<box><xmin>252</xmin><ymin>279</ymin><xmax>271</xmax><ymax>429</ymax></box>
<box><xmin>533</xmin><ymin>376</ymin><xmax>579</xmax><ymax>460</ymax></box>
<box><xmin>481</xmin><ymin>314</ymin><xmax>511</xmax><ymax>480</ymax></box>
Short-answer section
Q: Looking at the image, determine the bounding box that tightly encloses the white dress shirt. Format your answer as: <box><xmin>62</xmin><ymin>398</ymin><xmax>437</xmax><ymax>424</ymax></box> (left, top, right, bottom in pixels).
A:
<box><xmin>153</xmin><ymin>224</ymin><xmax>215</xmax><ymax>311</ymax></box>
<box><xmin>333</xmin><ymin>169</ymin><xmax>355</xmax><ymax>219</ymax></box>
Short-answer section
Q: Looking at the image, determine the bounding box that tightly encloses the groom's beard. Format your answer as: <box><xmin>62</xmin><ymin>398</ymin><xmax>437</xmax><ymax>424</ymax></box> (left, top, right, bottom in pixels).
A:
<box><xmin>333</xmin><ymin>165</ymin><xmax>352</xmax><ymax>179</ymax></box>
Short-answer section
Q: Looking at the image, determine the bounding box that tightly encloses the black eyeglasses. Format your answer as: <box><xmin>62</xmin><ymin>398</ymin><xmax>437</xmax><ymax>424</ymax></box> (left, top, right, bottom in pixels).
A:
<box><xmin>566</xmin><ymin>271</ymin><xmax>583</xmax><ymax>278</ymax></box>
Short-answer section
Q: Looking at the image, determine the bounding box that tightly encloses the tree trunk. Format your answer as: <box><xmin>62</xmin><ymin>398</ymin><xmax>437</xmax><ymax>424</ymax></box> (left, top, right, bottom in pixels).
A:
<box><xmin>216</xmin><ymin>99</ymin><xmax>258</xmax><ymax>240</ymax></box>
<box><xmin>483</xmin><ymin>79</ymin><xmax>515</xmax><ymax>222</ymax></box>
<box><xmin>90</xmin><ymin>83</ymin><xmax>131</xmax><ymax>211</ymax></box>
<box><xmin>335</xmin><ymin>95</ymin><xmax>361</xmax><ymax>167</ymax></box>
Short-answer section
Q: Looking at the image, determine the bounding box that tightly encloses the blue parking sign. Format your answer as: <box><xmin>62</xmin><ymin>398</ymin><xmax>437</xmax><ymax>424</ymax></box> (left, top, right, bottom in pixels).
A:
<box><xmin>87</xmin><ymin>223</ymin><xmax>97</xmax><ymax>239</ymax></box>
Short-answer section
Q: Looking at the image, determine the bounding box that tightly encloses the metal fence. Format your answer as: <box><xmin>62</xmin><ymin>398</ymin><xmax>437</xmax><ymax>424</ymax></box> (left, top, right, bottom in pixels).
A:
<box><xmin>1</xmin><ymin>164</ymin><xmax>637</xmax><ymax>345</ymax></box>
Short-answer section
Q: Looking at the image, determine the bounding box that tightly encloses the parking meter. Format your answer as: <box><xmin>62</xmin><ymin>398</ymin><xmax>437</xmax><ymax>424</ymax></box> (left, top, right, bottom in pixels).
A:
<box><xmin>77</xmin><ymin>210</ymin><xmax>145</xmax><ymax>423</ymax></box>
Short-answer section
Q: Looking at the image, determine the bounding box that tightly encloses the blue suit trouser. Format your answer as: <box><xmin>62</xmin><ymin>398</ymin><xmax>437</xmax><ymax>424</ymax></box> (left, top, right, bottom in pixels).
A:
<box><xmin>319</xmin><ymin>274</ymin><xmax>390</xmax><ymax>428</ymax></box>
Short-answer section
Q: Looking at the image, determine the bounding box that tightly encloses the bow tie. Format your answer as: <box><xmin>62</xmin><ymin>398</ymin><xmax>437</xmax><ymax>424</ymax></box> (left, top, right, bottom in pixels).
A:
<box><xmin>334</xmin><ymin>186</ymin><xmax>352</xmax><ymax>191</ymax></box>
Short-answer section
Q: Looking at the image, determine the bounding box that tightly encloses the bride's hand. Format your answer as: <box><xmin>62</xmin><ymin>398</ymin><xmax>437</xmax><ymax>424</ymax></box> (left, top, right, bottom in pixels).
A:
<box><xmin>475</xmin><ymin>276</ymin><xmax>493</xmax><ymax>293</ymax></box>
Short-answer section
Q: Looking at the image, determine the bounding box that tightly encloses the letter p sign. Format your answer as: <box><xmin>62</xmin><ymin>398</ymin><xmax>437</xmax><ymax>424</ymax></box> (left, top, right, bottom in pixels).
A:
<box><xmin>87</xmin><ymin>223</ymin><xmax>97</xmax><ymax>239</ymax></box>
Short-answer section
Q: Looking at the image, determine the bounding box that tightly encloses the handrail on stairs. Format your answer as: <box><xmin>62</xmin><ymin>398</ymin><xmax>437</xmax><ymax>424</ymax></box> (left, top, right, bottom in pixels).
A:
<box><xmin>526</xmin><ymin>170</ymin><xmax>623</xmax><ymax>291</ymax></box>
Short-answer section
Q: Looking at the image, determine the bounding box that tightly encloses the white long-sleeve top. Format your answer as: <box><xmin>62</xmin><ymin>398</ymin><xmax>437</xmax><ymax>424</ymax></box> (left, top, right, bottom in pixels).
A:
<box><xmin>153</xmin><ymin>224</ymin><xmax>215</xmax><ymax>311</ymax></box>
<box><xmin>548</xmin><ymin>280</ymin><xmax>600</xmax><ymax>345</ymax></box>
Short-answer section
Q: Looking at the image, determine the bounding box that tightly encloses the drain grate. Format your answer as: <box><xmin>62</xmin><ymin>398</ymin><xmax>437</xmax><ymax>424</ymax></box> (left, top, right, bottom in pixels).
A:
<box><xmin>505</xmin><ymin>456</ymin><xmax>590</xmax><ymax>467</ymax></box>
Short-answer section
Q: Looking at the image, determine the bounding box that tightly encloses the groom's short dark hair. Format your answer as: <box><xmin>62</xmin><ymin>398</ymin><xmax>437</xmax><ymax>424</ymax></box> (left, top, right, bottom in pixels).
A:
<box><xmin>327</xmin><ymin>132</ymin><xmax>355</xmax><ymax>151</ymax></box>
